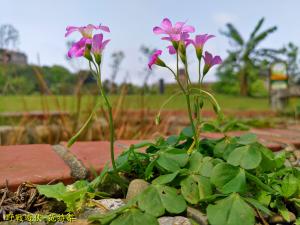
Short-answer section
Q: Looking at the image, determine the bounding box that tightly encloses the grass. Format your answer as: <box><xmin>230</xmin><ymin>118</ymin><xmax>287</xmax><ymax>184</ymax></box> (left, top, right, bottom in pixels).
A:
<box><xmin>0</xmin><ymin>94</ymin><xmax>273</xmax><ymax>113</ymax></box>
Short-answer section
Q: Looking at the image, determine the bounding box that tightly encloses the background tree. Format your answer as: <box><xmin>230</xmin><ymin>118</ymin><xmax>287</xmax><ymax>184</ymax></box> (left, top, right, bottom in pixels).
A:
<box><xmin>217</xmin><ymin>18</ymin><xmax>280</xmax><ymax>96</ymax></box>
<box><xmin>0</xmin><ymin>24</ymin><xmax>19</xmax><ymax>49</ymax></box>
<box><xmin>282</xmin><ymin>42</ymin><xmax>300</xmax><ymax>82</ymax></box>
<box><xmin>110</xmin><ymin>51</ymin><xmax>125</xmax><ymax>93</ymax></box>
<box><xmin>139</xmin><ymin>45</ymin><xmax>156</xmax><ymax>93</ymax></box>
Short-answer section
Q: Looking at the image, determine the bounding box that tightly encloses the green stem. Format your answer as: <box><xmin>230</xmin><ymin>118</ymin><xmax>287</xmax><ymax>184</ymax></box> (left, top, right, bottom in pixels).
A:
<box><xmin>95</xmin><ymin>65</ymin><xmax>117</xmax><ymax>171</ymax></box>
<box><xmin>175</xmin><ymin>51</ymin><xmax>198</xmax><ymax>149</ymax></box>
<box><xmin>185</xmin><ymin>93</ymin><xmax>198</xmax><ymax>148</ymax></box>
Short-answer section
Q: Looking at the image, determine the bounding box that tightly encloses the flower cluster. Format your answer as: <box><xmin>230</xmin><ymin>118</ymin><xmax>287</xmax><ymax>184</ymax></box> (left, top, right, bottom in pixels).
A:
<box><xmin>66</xmin><ymin>24</ymin><xmax>110</xmax><ymax>63</ymax></box>
<box><xmin>148</xmin><ymin>18</ymin><xmax>222</xmax><ymax>76</ymax></box>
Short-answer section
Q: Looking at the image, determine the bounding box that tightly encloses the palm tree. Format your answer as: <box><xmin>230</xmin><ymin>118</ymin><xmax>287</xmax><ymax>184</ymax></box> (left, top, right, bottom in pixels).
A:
<box><xmin>220</xmin><ymin>18</ymin><xmax>279</xmax><ymax>96</ymax></box>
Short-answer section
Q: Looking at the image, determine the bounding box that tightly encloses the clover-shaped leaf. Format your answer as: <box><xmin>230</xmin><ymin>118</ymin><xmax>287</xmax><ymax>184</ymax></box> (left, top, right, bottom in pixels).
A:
<box><xmin>207</xmin><ymin>193</ymin><xmax>255</xmax><ymax>225</ymax></box>
<box><xmin>227</xmin><ymin>145</ymin><xmax>262</xmax><ymax>170</ymax></box>
<box><xmin>210</xmin><ymin>163</ymin><xmax>246</xmax><ymax>194</ymax></box>
<box><xmin>138</xmin><ymin>184</ymin><xmax>187</xmax><ymax>217</ymax></box>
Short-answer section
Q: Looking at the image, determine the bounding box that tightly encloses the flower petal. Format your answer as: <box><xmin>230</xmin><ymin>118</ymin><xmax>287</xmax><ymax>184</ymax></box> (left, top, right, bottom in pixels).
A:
<box><xmin>204</xmin><ymin>51</ymin><xmax>213</xmax><ymax>65</ymax></box>
<box><xmin>153</xmin><ymin>26</ymin><xmax>165</xmax><ymax>34</ymax></box>
<box><xmin>161</xmin><ymin>18</ymin><xmax>172</xmax><ymax>29</ymax></box>
<box><xmin>182</xmin><ymin>25</ymin><xmax>195</xmax><ymax>33</ymax></box>
<box><xmin>65</xmin><ymin>26</ymin><xmax>79</xmax><ymax>37</ymax></box>
<box><xmin>212</xmin><ymin>56</ymin><xmax>222</xmax><ymax>66</ymax></box>
<box><xmin>167</xmin><ymin>46</ymin><xmax>176</xmax><ymax>54</ymax></box>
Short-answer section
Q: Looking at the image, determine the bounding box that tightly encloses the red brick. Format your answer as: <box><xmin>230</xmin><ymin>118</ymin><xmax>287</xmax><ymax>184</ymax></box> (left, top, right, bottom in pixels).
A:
<box><xmin>0</xmin><ymin>144</ymin><xmax>72</xmax><ymax>190</ymax></box>
<box><xmin>200</xmin><ymin>132</ymin><xmax>224</xmax><ymax>139</ymax></box>
<box><xmin>251</xmin><ymin>128</ymin><xmax>300</xmax><ymax>147</ymax></box>
<box><xmin>65</xmin><ymin>140</ymin><xmax>141</xmax><ymax>173</ymax></box>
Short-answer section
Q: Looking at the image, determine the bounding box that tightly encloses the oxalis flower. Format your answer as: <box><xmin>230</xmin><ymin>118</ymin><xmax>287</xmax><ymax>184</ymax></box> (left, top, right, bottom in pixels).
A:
<box><xmin>203</xmin><ymin>51</ymin><xmax>222</xmax><ymax>75</ymax></box>
<box><xmin>91</xmin><ymin>33</ymin><xmax>110</xmax><ymax>63</ymax></box>
<box><xmin>187</xmin><ymin>34</ymin><xmax>215</xmax><ymax>60</ymax></box>
<box><xmin>148</xmin><ymin>50</ymin><xmax>166</xmax><ymax>69</ymax></box>
<box><xmin>153</xmin><ymin>18</ymin><xmax>195</xmax><ymax>42</ymax></box>
<box><xmin>65</xmin><ymin>24</ymin><xmax>110</xmax><ymax>38</ymax></box>
<box><xmin>67</xmin><ymin>37</ymin><xmax>92</xmax><ymax>58</ymax></box>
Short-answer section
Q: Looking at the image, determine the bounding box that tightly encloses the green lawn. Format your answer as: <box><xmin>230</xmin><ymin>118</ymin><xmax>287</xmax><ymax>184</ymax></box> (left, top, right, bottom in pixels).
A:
<box><xmin>0</xmin><ymin>94</ymin><xmax>275</xmax><ymax>113</ymax></box>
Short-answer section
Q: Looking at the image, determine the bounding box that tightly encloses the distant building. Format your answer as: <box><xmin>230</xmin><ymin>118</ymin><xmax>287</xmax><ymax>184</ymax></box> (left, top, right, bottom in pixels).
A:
<box><xmin>0</xmin><ymin>48</ymin><xmax>27</xmax><ymax>65</ymax></box>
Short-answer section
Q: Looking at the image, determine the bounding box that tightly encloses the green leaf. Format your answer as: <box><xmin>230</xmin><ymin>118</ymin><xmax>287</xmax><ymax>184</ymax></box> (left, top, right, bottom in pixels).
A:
<box><xmin>210</xmin><ymin>163</ymin><xmax>246</xmax><ymax>194</ymax></box>
<box><xmin>138</xmin><ymin>185</ymin><xmax>165</xmax><ymax>217</ymax></box>
<box><xmin>201</xmin><ymin>157</ymin><xmax>215</xmax><ymax>177</ymax></box>
<box><xmin>181</xmin><ymin>175</ymin><xmax>212</xmax><ymax>204</ymax></box>
<box><xmin>227</xmin><ymin>145</ymin><xmax>262</xmax><ymax>170</ymax></box>
<box><xmin>237</xmin><ymin>133</ymin><xmax>257</xmax><ymax>145</ymax></box>
<box><xmin>138</xmin><ymin>185</ymin><xmax>186</xmax><ymax>217</ymax></box>
<box><xmin>37</xmin><ymin>181</ymin><xmax>89</xmax><ymax>211</ymax></box>
<box><xmin>280</xmin><ymin>174</ymin><xmax>298</xmax><ymax>198</ymax></box>
<box><xmin>188</xmin><ymin>152</ymin><xmax>203</xmax><ymax>172</ymax></box>
<box><xmin>110</xmin><ymin>209</ymin><xmax>158</xmax><ymax>225</ymax></box>
<box><xmin>277</xmin><ymin>201</ymin><xmax>291</xmax><ymax>222</ymax></box>
<box><xmin>166</xmin><ymin>135</ymin><xmax>179</xmax><ymax>146</ymax></box>
<box><xmin>157</xmin><ymin>154</ymin><xmax>180</xmax><ymax>172</ymax></box>
<box><xmin>37</xmin><ymin>182</ymin><xmax>66</xmax><ymax>200</ymax></box>
<box><xmin>152</xmin><ymin>171</ymin><xmax>179</xmax><ymax>185</ymax></box>
<box><xmin>157</xmin><ymin>148</ymin><xmax>189</xmax><ymax>172</ymax></box>
<box><xmin>244</xmin><ymin>197</ymin><xmax>272</xmax><ymax>215</ymax></box>
<box><xmin>158</xmin><ymin>185</ymin><xmax>187</xmax><ymax>214</ymax></box>
<box><xmin>181</xmin><ymin>126</ymin><xmax>194</xmax><ymax>138</ymax></box>
<box><xmin>207</xmin><ymin>193</ymin><xmax>255</xmax><ymax>225</ymax></box>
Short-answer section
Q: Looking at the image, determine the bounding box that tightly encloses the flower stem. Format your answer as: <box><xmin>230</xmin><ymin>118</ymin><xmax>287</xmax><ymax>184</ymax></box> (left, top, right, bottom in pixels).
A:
<box><xmin>95</xmin><ymin>65</ymin><xmax>117</xmax><ymax>171</ymax></box>
<box><xmin>175</xmin><ymin>51</ymin><xmax>198</xmax><ymax>149</ymax></box>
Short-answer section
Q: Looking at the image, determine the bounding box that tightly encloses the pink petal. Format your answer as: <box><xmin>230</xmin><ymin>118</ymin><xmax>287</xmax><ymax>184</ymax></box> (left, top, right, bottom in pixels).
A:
<box><xmin>65</xmin><ymin>26</ymin><xmax>79</xmax><ymax>37</ymax></box>
<box><xmin>182</xmin><ymin>25</ymin><xmax>195</xmax><ymax>33</ymax></box>
<box><xmin>167</xmin><ymin>46</ymin><xmax>176</xmax><ymax>54</ymax></box>
<box><xmin>99</xmin><ymin>25</ymin><xmax>110</xmax><ymax>32</ymax></box>
<box><xmin>101</xmin><ymin>39</ymin><xmax>110</xmax><ymax>49</ymax></box>
<box><xmin>174</xmin><ymin>22</ymin><xmax>185</xmax><ymax>29</ymax></box>
<box><xmin>161</xmin><ymin>18</ymin><xmax>172</xmax><ymax>29</ymax></box>
<box><xmin>204</xmin><ymin>51</ymin><xmax>213</xmax><ymax>64</ymax></box>
<box><xmin>153</xmin><ymin>27</ymin><xmax>165</xmax><ymax>34</ymax></box>
<box><xmin>185</xmin><ymin>39</ymin><xmax>194</xmax><ymax>47</ymax></box>
<box><xmin>212</xmin><ymin>56</ymin><xmax>222</xmax><ymax>66</ymax></box>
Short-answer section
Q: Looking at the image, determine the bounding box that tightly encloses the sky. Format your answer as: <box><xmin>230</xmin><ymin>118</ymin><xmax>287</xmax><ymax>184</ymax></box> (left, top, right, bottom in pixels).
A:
<box><xmin>1</xmin><ymin>0</ymin><xmax>300</xmax><ymax>85</ymax></box>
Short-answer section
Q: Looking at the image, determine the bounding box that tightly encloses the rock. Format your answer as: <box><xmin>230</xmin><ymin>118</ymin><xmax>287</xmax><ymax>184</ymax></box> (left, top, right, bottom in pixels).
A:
<box><xmin>126</xmin><ymin>179</ymin><xmax>150</xmax><ymax>201</ymax></box>
<box><xmin>293</xmin><ymin>150</ymin><xmax>300</xmax><ymax>160</ymax></box>
<box><xmin>79</xmin><ymin>207</ymin><xmax>106</xmax><ymax>219</ymax></box>
<box><xmin>158</xmin><ymin>216</ymin><xmax>191</xmax><ymax>225</ymax></box>
<box><xmin>78</xmin><ymin>199</ymin><xmax>125</xmax><ymax>220</ymax></box>
<box><xmin>94</xmin><ymin>198</ymin><xmax>125</xmax><ymax>211</ymax></box>
<box><xmin>187</xmin><ymin>206</ymin><xmax>208</xmax><ymax>225</ymax></box>
<box><xmin>269</xmin><ymin>212</ymin><xmax>296</xmax><ymax>223</ymax></box>
<box><xmin>64</xmin><ymin>219</ymin><xmax>90</xmax><ymax>225</ymax></box>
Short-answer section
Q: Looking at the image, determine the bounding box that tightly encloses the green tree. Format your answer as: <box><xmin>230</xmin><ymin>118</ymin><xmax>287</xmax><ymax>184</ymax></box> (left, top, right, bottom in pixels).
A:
<box><xmin>218</xmin><ymin>18</ymin><xmax>279</xmax><ymax>96</ymax></box>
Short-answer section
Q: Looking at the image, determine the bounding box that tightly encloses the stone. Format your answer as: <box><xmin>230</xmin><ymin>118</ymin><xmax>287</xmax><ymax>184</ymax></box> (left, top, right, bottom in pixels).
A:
<box><xmin>293</xmin><ymin>150</ymin><xmax>300</xmax><ymax>160</ymax></box>
<box><xmin>94</xmin><ymin>199</ymin><xmax>125</xmax><ymax>211</ymax></box>
<box><xmin>78</xmin><ymin>207</ymin><xmax>106</xmax><ymax>219</ymax></box>
<box><xmin>158</xmin><ymin>216</ymin><xmax>191</xmax><ymax>225</ymax></box>
<box><xmin>187</xmin><ymin>206</ymin><xmax>208</xmax><ymax>225</ymax></box>
<box><xmin>126</xmin><ymin>179</ymin><xmax>149</xmax><ymax>201</ymax></box>
<box><xmin>64</xmin><ymin>219</ymin><xmax>90</xmax><ymax>225</ymax></box>
<box><xmin>269</xmin><ymin>212</ymin><xmax>296</xmax><ymax>223</ymax></box>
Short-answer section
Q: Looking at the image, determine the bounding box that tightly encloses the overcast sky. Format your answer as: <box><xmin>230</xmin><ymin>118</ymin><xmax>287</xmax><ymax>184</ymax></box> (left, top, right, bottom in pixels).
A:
<box><xmin>1</xmin><ymin>0</ymin><xmax>300</xmax><ymax>84</ymax></box>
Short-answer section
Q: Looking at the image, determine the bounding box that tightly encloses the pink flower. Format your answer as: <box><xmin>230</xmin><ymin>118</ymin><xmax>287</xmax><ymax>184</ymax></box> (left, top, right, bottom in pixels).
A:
<box><xmin>67</xmin><ymin>37</ymin><xmax>92</xmax><ymax>58</ymax></box>
<box><xmin>167</xmin><ymin>45</ymin><xmax>176</xmax><ymax>55</ymax></box>
<box><xmin>153</xmin><ymin>18</ymin><xmax>195</xmax><ymax>42</ymax></box>
<box><xmin>91</xmin><ymin>34</ymin><xmax>110</xmax><ymax>55</ymax></box>
<box><xmin>65</xmin><ymin>24</ymin><xmax>110</xmax><ymax>38</ymax></box>
<box><xmin>186</xmin><ymin>34</ymin><xmax>215</xmax><ymax>60</ymax></box>
<box><xmin>187</xmin><ymin>34</ymin><xmax>215</xmax><ymax>49</ymax></box>
<box><xmin>148</xmin><ymin>50</ymin><xmax>165</xmax><ymax>69</ymax></box>
<box><xmin>203</xmin><ymin>51</ymin><xmax>222</xmax><ymax>75</ymax></box>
